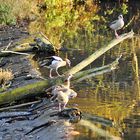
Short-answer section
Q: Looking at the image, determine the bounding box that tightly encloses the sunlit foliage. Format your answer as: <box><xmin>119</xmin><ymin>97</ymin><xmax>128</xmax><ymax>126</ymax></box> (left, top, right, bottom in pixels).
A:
<box><xmin>0</xmin><ymin>3</ymin><xmax>16</xmax><ymax>25</ymax></box>
<box><xmin>0</xmin><ymin>0</ymin><xmax>38</xmax><ymax>25</ymax></box>
<box><xmin>41</xmin><ymin>0</ymin><xmax>99</xmax><ymax>47</ymax></box>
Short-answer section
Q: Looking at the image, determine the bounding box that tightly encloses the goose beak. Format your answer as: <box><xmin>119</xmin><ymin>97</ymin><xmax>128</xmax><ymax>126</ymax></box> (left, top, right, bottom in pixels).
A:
<box><xmin>68</xmin><ymin>62</ymin><xmax>71</xmax><ymax>67</ymax></box>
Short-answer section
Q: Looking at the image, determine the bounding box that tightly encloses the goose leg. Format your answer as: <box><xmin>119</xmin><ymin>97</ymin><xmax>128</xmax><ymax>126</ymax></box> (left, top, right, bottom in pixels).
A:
<box><xmin>56</xmin><ymin>68</ymin><xmax>62</xmax><ymax>77</ymax></box>
<box><xmin>49</xmin><ymin>69</ymin><xmax>53</xmax><ymax>78</ymax></box>
<box><xmin>58</xmin><ymin>103</ymin><xmax>62</xmax><ymax>112</ymax></box>
<box><xmin>62</xmin><ymin>103</ymin><xmax>67</xmax><ymax>110</ymax></box>
<box><xmin>114</xmin><ymin>30</ymin><xmax>119</xmax><ymax>38</ymax></box>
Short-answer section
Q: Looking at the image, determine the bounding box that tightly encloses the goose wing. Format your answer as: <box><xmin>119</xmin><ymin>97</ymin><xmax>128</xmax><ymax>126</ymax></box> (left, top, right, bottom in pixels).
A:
<box><xmin>109</xmin><ymin>19</ymin><xmax>118</xmax><ymax>27</ymax></box>
<box><xmin>68</xmin><ymin>89</ymin><xmax>77</xmax><ymax>98</ymax></box>
<box><xmin>52</xmin><ymin>56</ymin><xmax>63</xmax><ymax>61</ymax></box>
<box><xmin>38</xmin><ymin>56</ymin><xmax>55</xmax><ymax>67</ymax></box>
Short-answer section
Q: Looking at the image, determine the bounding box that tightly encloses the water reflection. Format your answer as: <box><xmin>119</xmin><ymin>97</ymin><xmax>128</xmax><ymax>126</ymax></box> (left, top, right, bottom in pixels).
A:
<box><xmin>29</xmin><ymin>0</ymin><xmax>140</xmax><ymax>140</ymax></box>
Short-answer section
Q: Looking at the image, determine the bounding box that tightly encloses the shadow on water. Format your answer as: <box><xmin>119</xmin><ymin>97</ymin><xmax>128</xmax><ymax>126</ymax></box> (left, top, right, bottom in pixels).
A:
<box><xmin>29</xmin><ymin>1</ymin><xmax>140</xmax><ymax>140</ymax></box>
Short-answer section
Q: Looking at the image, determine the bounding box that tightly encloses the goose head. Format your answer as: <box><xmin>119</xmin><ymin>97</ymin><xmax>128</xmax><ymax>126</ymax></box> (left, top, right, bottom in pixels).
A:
<box><xmin>64</xmin><ymin>74</ymin><xmax>73</xmax><ymax>83</ymax></box>
<box><xmin>118</xmin><ymin>14</ymin><xmax>123</xmax><ymax>20</ymax></box>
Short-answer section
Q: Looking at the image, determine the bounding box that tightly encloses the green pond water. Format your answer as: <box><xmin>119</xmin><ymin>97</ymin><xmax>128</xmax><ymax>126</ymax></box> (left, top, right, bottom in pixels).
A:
<box><xmin>29</xmin><ymin>1</ymin><xmax>140</xmax><ymax>139</ymax></box>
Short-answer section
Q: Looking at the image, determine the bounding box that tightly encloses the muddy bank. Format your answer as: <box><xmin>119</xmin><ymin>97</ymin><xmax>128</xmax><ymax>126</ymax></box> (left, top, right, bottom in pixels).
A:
<box><xmin>0</xmin><ymin>105</ymin><xmax>76</xmax><ymax>140</ymax></box>
<box><xmin>0</xmin><ymin>25</ymin><xmax>42</xmax><ymax>89</ymax></box>
<box><xmin>0</xmin><ymin>25</ymin><xmax>79</xmax><ymax>140</ymax></box>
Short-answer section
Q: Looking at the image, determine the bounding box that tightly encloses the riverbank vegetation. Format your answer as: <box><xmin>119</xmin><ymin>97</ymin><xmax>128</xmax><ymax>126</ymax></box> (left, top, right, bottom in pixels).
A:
<box><xmin>0</xmin><ymin>0</ymin><xmax>38</xmax><ymax>25</ymax></box>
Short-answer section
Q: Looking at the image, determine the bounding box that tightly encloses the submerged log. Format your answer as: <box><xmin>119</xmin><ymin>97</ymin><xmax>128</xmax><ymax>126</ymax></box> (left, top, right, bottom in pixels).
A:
<box><xmin>73</xmin><ymin>55</ymin><xmax>121</xmax><ymax>82</ymax></box>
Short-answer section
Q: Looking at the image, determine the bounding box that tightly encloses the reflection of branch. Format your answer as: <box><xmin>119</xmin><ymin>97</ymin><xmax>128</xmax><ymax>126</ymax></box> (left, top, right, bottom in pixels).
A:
<box><xmin>131</xmin><ymin>38</ymin><xmax>140</xmax><ymax>98</ymax></box>
<box><xmin>83</xmin><ymin>113</ymin><xmax>113</xmax><ymax>127</ymax></box>
<box><xmin>79</xmin><ymin>120</ymin><xmax>121</xmax><ymax>140</ymax></box>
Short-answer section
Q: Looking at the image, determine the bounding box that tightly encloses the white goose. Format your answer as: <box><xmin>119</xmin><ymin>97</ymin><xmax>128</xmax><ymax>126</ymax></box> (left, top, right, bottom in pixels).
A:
<box><xmin>38</xmin><ymin>56</ymin><xmax>71</xmax><ymax>78</ymax></box>
<box><xmin>109</xmin><ymin>14</ymin><xmax>124</xmax><ymax>38</ymax></box>
<box><xmin>51</xmin><ymin>74</ymin><xmax>77</xmax><ymax>111</ymax></box>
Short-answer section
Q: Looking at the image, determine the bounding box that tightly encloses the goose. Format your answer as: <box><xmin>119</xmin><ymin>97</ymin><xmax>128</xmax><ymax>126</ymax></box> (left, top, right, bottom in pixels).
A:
<box><xmin>38</xmin><ymin>56</ymin><xmax>71</xmax><ymax>78</ymax></box>
<box><xmin>56</xmin><ymin>91</ymin><xmax>69</xmax><ymax>111</ymax></box>
<box><xmin>51</xmin><ymin>74</ymin><xmax>77</xmax><ymax>111</ymax></box>
<box><xmin>109</xmin><ymin>14</ymin><xmax>124</xmax><ymax>38</ymax></box>
<box><xmin>54</xmin><ymin>87</ymin><xmax>77</xmax><ymax>111</ymax></box>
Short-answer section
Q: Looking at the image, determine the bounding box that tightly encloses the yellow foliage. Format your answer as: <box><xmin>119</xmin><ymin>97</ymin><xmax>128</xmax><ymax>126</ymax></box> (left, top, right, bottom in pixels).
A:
<box><xmin>0</xmin><ymin>0</ymin><xmax>38</xmax><ymax>19</ymax></box>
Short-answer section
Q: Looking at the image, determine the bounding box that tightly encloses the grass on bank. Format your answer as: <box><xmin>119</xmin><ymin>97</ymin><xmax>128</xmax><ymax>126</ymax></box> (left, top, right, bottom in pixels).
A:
<box><xmin>0</xmin><ymin>0</ymin><xmax>38</xmax><ymax>25</ymax></box>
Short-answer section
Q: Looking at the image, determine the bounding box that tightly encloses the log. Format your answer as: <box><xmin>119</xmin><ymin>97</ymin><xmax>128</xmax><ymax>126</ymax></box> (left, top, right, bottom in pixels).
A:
<box><xmin>0</xmin><ymin>81</ymin><xmax>50</xmax><ymax>106</ymax></box>
<box><xmin>0</xmin><ymin>35</ymin><xmax>56</xmax><ymax>57</ymax></box>
<box><xmin>0</xmin><ymin>111</ymin><xmax>33</xmax><ymax>119</ymax></box>
<box><xmin>82</xmin><ymin>113</ymin><xmax>113</xmax><ymax>127</ymax></box>
<box><xmin>0</xmin><ymin>100</ymin><xmax>41</xmax><ymax>112</ymax></box>
<box><xmin>73</xmin><ymin>55</ymin><xmax>121</xmax><ymax>82</ymax></box>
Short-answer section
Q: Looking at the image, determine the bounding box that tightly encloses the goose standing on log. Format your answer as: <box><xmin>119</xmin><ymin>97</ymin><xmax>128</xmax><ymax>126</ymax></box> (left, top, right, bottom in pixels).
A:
<box><xmin>51</xmin><ymin>74</ymin><xmax>77</xmax><ymax>111</ymax></box>
<box><xmin>109</xmin><ymin>14</ymin><xmax>124</xmax><ymax>38</ymax></box>
<box><xmin>38</xmin><ymin>56</ymin><xmax>71</xmax><ymax>78</ymax></box>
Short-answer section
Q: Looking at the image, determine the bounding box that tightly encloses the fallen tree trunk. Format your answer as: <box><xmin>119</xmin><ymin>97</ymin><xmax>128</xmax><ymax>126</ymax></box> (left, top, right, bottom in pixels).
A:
<box><xmin>0</xmin><ymin>31</ymin><xmax>134</xmax><ymax>106</ymax></box>
<box><xmin>0</xmin><ymin>81</ymin><xmax>50</xmax><ymax>106</ymax></box>
<box><xmin>67</xmin><ymin>30</ymin><xmax>134</xmax><ymax>75</ymax></box>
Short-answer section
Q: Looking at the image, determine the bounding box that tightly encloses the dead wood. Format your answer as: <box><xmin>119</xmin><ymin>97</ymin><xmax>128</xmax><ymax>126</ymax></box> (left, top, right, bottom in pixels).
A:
<box><xmin>25</xmin><ymin>120</ymin><xmax>56</xmax><ymax>135</ymax></box>
<box><xmin>73</xmin><ymin>55</ymin><xmax>121</xmax><ymax>82</ymax></box>
<box><xmin>0</xmin><ymin>80</ymin><xmax>50</xmax><ymax>106</ymax></box>
<box><xmin>83</xmin><ymin>113</ymin><xmax>113</xmax><ymax>127</ymax></box>
<box><xmin>0</xmin><ymin>100</ymin><xmax>41</xmax><ymax>112</ymax></box>
<box><xmin>0</xmin><ymin>111</ymin><xmax>34</xmax><ymax>120</ymax></box>
<box><xmin>5</xmin><ymin>116</ymin><xmax>29</xmax><ymax>123</ymax></box>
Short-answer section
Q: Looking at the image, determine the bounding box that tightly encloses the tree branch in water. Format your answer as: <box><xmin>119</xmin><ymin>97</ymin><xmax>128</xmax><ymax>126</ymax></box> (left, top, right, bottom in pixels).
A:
<box><xmin>67</xmin><ymin>31</ymin><xmax>134</xmax><ymax>75</ymax></box>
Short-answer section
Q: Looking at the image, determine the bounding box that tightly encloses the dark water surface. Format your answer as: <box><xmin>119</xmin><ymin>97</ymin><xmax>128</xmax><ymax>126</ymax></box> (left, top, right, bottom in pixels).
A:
<box><xmin>29</xmin><ymin>1</ymin><xmax>140</xmax><ymax>140</ymax></box>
